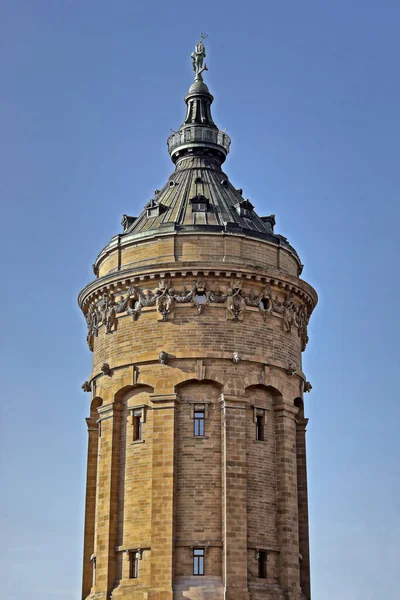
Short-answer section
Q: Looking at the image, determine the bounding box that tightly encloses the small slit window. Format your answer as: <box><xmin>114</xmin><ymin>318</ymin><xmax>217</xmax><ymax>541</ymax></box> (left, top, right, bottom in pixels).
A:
<box><xmin>129</xmin><ymin>551</ymin><xmax>139</xmax><ymax>579</ymax></box>
<box><xmin>132</xmin><ymin>410</ymin><xmax>143</xmax><ymax>441</ymax></box>
<box><xmin>254</xmin><ymin>407</ymin><xmax>266</xmax><ymax>442</ymax></box>
<box><xmin>91</xmin><ymin>556</ymin><xmax>96</xmax><ymax>585</ymax></box>
<box><xmin>256</xmin><ymin>414</ymin><xmax>264</xmax><ymax>441</ymax></box>
<box><xmin>194</xmin><ymin>408</ymin><xmax>205</xmax><ymax>437</ymax></box>
<box><xmin>257</xmin><ymin>550</ymin><xmax>267</xmax><ymax>579</ymax></box>
<box><xmin>193</xmin><ymin>548</ymin><xmax>204</xmax><ymax>575</ymax></box>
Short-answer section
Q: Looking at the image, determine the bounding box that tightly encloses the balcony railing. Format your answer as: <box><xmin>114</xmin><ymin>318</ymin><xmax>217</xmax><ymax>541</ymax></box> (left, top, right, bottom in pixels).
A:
<box><xmin>167</xmin><ymin>126</ymin><xmax>231</xmax><ymax>155</ymax></box>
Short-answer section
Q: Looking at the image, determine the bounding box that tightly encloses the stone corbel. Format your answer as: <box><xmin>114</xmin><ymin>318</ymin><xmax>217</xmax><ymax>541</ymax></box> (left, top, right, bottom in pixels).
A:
<box><xmin>81</xmin><ymin>380</ymin><xmax>91</xmax><ymax>392</ymax></box>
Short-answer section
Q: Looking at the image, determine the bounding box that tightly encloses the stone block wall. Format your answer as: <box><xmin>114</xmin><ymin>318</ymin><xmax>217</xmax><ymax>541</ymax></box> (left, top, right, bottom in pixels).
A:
<box><xmin>80</xmin><ymin>230</ymin><xmax>316</xmax><ymax>600</ymax></box>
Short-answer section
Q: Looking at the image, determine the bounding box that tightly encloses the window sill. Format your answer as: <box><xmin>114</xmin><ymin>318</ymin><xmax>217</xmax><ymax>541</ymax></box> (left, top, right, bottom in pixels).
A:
<box><xmin>253</xmin><ymin>439</ymin><xmax>266</xmax><ymax>443</ymax></box>
<box><xmin>131</xmin><ymin>440</ymin><xmax>145</xmax><ymax>445</ymax></box>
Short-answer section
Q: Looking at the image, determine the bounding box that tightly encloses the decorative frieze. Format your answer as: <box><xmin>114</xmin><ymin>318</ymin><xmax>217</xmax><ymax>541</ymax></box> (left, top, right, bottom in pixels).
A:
<box><xmin>84</xmin><ymin>277</ymin><xmax>311</xmax><ymax>351</ymax></box>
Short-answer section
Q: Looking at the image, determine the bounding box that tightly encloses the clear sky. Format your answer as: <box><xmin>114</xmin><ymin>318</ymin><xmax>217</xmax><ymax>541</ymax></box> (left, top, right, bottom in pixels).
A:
<box><xmin>1</xmin><ymin>1</ymin><xmax>399</xmax><ymax>599</ymax></box>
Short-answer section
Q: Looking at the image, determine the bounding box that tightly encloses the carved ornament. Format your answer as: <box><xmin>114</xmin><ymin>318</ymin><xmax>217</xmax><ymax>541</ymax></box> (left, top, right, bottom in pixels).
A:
<box><xmin>83</xmin><ymin>278</ymin><xmax>310</xmax><ymax>352</ymax></box>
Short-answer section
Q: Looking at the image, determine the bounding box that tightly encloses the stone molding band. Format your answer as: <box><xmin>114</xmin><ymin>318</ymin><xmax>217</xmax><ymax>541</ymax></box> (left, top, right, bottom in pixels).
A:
<box><xmin>82</xmin><ymin>355</ymin><xmax>310</xmax><ymax>393</ymax></box>
<box><xmin>79</xmin><ymin>268</ymin><xmax>317</xmax><ymax>309</ymax></box>
<box><xmin>83</xmin><ymin>276</ymin><xmax>312</xmax><ymax>352</ymax></box>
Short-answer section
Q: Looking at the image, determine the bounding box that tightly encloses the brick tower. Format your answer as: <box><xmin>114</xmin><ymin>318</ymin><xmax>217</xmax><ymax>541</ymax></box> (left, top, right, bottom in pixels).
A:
<box><xmin>79</xmin><ymin>38</ymin><xmax>317</xmax><ymax>600</ymax></box>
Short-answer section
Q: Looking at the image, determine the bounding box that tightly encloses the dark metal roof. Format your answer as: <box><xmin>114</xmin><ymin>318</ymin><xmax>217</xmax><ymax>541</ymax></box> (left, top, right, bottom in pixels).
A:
<box><xmin>119</xmin><ymin>66</ymin><xmax>297</xmax><ymax>256</ymax></box>
<box><xmin>123</xmin><ymin>155</ymin><xmax>274</xmax><ymax>238</ymax></box>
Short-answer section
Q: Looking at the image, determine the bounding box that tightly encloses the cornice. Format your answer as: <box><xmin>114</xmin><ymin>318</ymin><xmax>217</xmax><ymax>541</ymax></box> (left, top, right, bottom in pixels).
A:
<box><xmin>92</xmin><ymin>228</ymin><xmax>302</xmax><ymax>275</ymax></box>
<box><xmin>78</xmin><ymin>265</ymin><xmax>317</xmax><ymax>311</ymax></box>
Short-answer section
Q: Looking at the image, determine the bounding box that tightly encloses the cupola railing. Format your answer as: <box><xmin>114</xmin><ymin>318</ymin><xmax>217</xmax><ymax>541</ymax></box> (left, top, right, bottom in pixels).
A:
<box><xmin>167</xmin><ymin>126</ymin><xmax>231</xmax><ymax>156</ymax></box>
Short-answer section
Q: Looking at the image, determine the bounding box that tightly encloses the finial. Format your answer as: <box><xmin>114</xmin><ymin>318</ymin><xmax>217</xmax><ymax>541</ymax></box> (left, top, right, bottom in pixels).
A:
<box><xmin>191</xmin><ymin>34</ymin><xmax>208</xmax><ymax>82</ymax></box>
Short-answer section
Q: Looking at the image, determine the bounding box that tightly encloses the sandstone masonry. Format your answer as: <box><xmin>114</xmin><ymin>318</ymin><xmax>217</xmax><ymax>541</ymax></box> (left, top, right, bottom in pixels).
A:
<box><xmin>79</xmin><ymin>41</ymin><xmax>317</xmax><ymax>600</ymax></box>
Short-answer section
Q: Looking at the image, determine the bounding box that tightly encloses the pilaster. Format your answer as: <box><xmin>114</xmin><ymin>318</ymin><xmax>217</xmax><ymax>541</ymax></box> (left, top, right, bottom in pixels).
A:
<box><xmin>273</xmin><ymin>402</ymin><xmax>301</xmax><ymax>600</ymax></box>
<box><xmin>82</xmin><ymin>417</ymin><xmax>99</xmax><ymax>599</ymax></box>
<box><xmin>148</xmin><ymin>393</ymin><xmax>177</xmax><ymax>600</ymax></box>
<box><xmin>220</xmin><ymin>393</ymin><xmax>250</xmax><ymax>600</ymax></box>
<box><xmin>91</xmin><ymin>402</ymin><xmax>123</xmax><ymax>599</ymax></box>
<box><xmin>296</xmin><ymin>417</ymin><xmax>311</xmax><ymax>600</ymax></box>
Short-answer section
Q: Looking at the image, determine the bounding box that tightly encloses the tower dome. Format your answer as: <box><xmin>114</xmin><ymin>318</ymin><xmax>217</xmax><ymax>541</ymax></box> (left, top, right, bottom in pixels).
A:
<box><xmin>79</xmin><ymin>38</ymin><xmax>317</xmax><ymax>600</ymax></box>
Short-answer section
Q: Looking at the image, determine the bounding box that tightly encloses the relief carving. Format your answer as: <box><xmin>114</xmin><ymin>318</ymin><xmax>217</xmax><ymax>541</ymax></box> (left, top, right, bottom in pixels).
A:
<box><xmin>155</xmin><ymin>279</ymin><xmax>174</xmax><ymax>321</ymax></box>
<box><xmin>159</xmin><ymin>351</ymin><xmax>169</xmax><ymax>365</ymax></box>
<box><xmin>226</xmin><ymin>281</ymin><xmax>246</xmax><ymax>321</ymax></box>
<box><xmin>246</xmin><ymin>284</ymin><xmax>273</xmax><ymax>320</ymax></box>
<box><xmin>191</xmin><ymin>278</ymin><xmax>210</xmax><ymax>313</ymax></box>
<box><xmin>81</xmin><ymin>381</ymin><xmax>91</xmax><ymax>392</ymax></box>
<box><xmin>296</xmin><ymin>303</ymin><xmax>309</xmax><ymax>351</ymax></box>
<box><xmin>101</xmin><ymin>363</ymin><xmax>112</xmax><ymax>377</ymax></box>
<box><xmin>281</xmin><ymin>292</ymin><xmax>296</xmax><ymax>333</ymax></box>
<box><xmin>304</xmin><ymin>381</ymin><xmax>312</xmax><ymax>393</ymax></box>
<box><xmin>83</xmin><ymin>278</ymin><xmax>312</xmax><ymax>351</ymax></box>
<box><xmin>98</xmin><ymin>294</ymin><xmax>118</xmax><ymax>334</ymax></box>
<box><xmin>85</xmin><ymin>303</ymin><xmax>101</xmax><ymax>350</ymax></box>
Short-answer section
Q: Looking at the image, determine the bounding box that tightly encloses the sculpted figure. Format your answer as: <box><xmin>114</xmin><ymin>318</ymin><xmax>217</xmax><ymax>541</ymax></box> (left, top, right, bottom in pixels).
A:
<box><xmin>155</xmin><ymin>280</ymin><xmax>174</xmax><ymax>321</ymax></box>
<box><xmin>85</xmin><ymin>303</ymin><xmax>101</xmax><ymax>349</ymax></box>
<box><xmin>282</xmin><ymin>293</ymin><xmax>296</xmax><ymax>333</ymax></box>
<box><xmin>226</xmin><ymin>281</ymin><xmax>246</xmax><ymax>321</ymax></box>
<box><xmin>136</xmin><ymin>288</ymin><xmax>156</xmax><ymax>307</ymax></box>
<box><xmin>98</xmin><ymin>294</ymin><xmax>118</xmax><ymax>334</ymax></box>
<box><xmin>191</xmin><ymin>35</ymin><xmax>208</xmax><ymax>80</ymax></box>
<box><xmin>296</xmin><ymin>303</ymin><xmax>309</xmax><ymax>350</ymax></box>
<box><xmin>191</xmin><ymin>278</ymin><xmax>210</xmax><ymax>313</ymax></box>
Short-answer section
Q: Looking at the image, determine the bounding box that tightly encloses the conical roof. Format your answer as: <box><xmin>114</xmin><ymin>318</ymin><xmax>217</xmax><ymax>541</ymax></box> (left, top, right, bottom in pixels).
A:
<box><xmin>120</xmin><ymin>39</ymin><xmax>293</xmax><ymax>252</ymax></box>
<box><xmin>123</xmin><ymin>156</ymin><xmax>275</xmax><ymax>238</ymax></box>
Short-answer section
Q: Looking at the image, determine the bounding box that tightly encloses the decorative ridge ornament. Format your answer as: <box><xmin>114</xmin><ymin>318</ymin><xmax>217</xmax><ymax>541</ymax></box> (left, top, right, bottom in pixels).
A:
<box><xmin>191</xmin><ymin>34</ymin><xmax>208</xmax><ymax>81</ymax></box>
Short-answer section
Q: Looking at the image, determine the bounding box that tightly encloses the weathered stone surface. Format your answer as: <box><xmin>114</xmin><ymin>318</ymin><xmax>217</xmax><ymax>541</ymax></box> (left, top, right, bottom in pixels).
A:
<box><xmin>79</xmin><ymin>46</ymin><xmax>317</xmax><ymax>600</ymax></box>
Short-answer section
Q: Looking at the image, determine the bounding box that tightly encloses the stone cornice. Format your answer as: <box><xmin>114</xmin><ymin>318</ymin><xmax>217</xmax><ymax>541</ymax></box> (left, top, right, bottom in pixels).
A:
<box><xmin>92</xmin><ymin>228</ymin><xmax>303</xmax><ymax>276</ymax></box>
<box><xmin>78</xmin><ymin>265</ymin><xmax>317</xmax><ymax>311</ymax></box>
<box><xmin>87</xmin><ymin>356</ymin><xmax>306</xmax><ymax>387</ymax></box>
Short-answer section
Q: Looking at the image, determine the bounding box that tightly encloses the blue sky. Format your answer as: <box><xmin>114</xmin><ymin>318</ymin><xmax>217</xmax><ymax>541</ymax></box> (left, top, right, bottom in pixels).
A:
<box><xmin>1</xmin><ymin>1</ymin><xmax>399</xmax><ymax>598</ymax></box>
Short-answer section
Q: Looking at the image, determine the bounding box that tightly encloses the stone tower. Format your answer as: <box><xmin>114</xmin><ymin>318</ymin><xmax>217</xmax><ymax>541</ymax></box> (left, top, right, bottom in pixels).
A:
<box><xmin>79</xmin><ymin>39</ymin><xmax>317</xmax><ymax>600</ymax></box>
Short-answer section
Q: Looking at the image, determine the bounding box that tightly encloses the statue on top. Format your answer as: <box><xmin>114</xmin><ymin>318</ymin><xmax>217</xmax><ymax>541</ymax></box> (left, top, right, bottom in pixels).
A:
<box><xmin>191</xmin><ymin>34</ymin><xmax>208</xmax><ymax>81</ymax></box>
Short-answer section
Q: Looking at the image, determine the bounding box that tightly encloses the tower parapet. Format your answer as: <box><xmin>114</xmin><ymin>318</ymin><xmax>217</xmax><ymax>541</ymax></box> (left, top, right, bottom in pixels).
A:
<box><xmin>79</xmin><ymin>39</ymin><xmax>317</xmax><ymax>600</ymax></box>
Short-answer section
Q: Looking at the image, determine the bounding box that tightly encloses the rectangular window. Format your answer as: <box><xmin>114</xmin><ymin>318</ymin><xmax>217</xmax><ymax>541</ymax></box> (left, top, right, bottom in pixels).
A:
<box><xmin>194</xmin><ymin>409</ymin><xmax>205</xmax><ymax>436</ymax></box>
<box><xmin>256</xmin><ymin>414</ymin><xmax>264</xmax><ymax>441</ymax></box>
<box><xmin>129</xmin><ymin>551</ymin><xmax>139</xmax><ymax>579</ymax></box>
<box><xmin>133</xmin><ymin>411</ymin><xmax>142</xmax><ymax>441</ymax></box>
<box><xmin>193</xmin><ymin>548</ymin><xmax>204</xmax><ymax>575</ymax></box>
<box><xmin>257</xmin><ymin>550</ymin><xmax>267</xmax><ymax>578</ymax></box>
